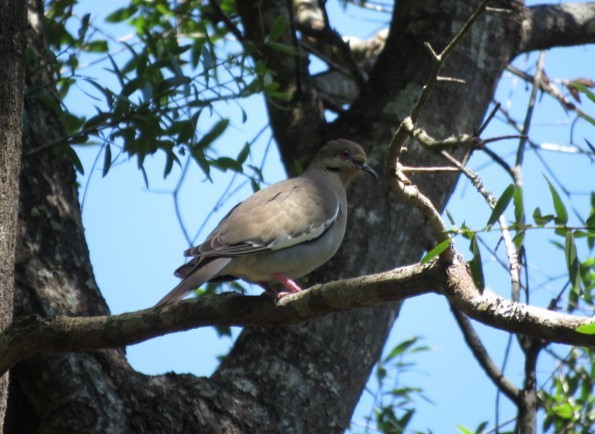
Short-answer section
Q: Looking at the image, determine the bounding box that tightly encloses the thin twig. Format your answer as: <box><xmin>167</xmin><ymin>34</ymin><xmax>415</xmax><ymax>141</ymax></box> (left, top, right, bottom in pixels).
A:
<box><xmin>440</xmin><ymin>150</ymin><xmax>522</xmax><ymax>299</ymax></box>
<box><xmin>514</xmin><ymin>50</ymin><xmax>545</xmax><ymax>178</ymax></box>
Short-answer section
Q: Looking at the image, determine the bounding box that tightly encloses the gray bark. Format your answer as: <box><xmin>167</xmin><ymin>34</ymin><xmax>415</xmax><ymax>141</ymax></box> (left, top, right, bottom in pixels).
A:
<box><xmin>0</xmin><ymin>0</ymin><xmax>27</xmax><ymax>429</ymax></box>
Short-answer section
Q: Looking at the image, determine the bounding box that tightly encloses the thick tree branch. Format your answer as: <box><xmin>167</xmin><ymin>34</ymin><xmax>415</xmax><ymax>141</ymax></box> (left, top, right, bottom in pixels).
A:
<box><xmin>1</xmin><ymin>262</ymin><xmax>440</xmax><ymax>376</ymax></box>
<box><xmin>519</xmin><ymin>2</ymin><xmax>595</xmax><ymax>54</ymax></box>
<box><xmin>2</xmin><ymin>259</ymin><xmax>593</xmax><ymax>377</ymax></box>
<box><xmin>443</xmin><ymin>259</ymin><xmax>594</xmax><ymax>348</ymax></box>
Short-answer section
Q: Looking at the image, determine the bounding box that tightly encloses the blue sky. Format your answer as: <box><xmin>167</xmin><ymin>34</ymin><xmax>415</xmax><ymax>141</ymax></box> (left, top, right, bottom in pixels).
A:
<box><xmin>62</xmin><ymin>1</ymin><xmax>594</xmax><ymax>432</ymax></box>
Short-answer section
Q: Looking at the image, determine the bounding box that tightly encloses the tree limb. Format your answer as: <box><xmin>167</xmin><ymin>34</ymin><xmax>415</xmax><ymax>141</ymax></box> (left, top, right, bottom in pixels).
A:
<box><xmin>2</xmin><ymin>259</ymin><xmax>593</xmax><ymax>377</ymax></box>
<box><xmin>519</xmin><ymin>2</ymin><xmax>595</xmax><ymax>53</ymax></box>
<box><xmin>443</xmin><ymin>259</ymin><xmax>594</xmax><ymax>348</ymax></box>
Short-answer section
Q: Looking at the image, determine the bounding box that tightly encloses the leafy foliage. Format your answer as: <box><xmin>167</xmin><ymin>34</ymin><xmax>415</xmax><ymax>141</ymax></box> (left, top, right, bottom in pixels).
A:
<box><xmin>540</xmin><ymin>347</ymin><xmax>594</xmax><ymax>433</ymax></box>
<box><xmin>39</xmin><ymin>0</ymin><xmax>286</xmax><ymax>185</ymax></box>
<box><xmin>352</xmin><ymin>337</ymin><xmax>430</xmax><ymax>434</ymax></box>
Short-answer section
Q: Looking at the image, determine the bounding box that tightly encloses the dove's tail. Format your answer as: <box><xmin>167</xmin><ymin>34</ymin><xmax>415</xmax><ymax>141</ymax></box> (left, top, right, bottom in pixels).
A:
<box><xmin>152</xmin><ymin>257</ymin><xmax>231</xmax><ymax>309</ymax></box>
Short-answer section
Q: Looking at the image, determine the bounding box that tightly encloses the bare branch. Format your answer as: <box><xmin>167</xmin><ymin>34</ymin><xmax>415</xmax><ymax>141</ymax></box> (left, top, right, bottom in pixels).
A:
<box><xmin>519</xmin><ymin>2</ymin><xmax>595</xmax><ymax>54</ymax></box>
<box><xmin>514</xmin><ymin>51</ymin><xmax>545</xmax><ymax>176</ymax></box>
<box><xmin>393</xmin><ymin>163</ymin><xmax>453</xmax><ymax>263</ymax></box>
<box><xmin>450</xmin><ymin>305</ymin><xmax>521</xmax><ymax>404</ymax></box>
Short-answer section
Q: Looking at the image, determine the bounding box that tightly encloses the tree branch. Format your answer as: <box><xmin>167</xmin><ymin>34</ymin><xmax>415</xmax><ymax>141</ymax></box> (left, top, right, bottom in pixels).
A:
<box><xmin>2</xmin><ymin>258</ymin><xmax>593</xmax><ymax>376</ymax></box>
<box><xmin>443</xmin><ymin>258</ymin><xmax>594</xmax><ymax>348</ymax></box>
<box><xmin>450</xmin><ymin>305</ymin><xmax>521</xmax><ymax>404</ymax></box>
<box><xmin>519</xmin><ymin>2</ymin><xmax>595</xmax><ymax>54</ymax></box>
<box><xmin>0</xmin><ymin>261</ymin><xmax>440</xmax><ymax>375</ymax></box>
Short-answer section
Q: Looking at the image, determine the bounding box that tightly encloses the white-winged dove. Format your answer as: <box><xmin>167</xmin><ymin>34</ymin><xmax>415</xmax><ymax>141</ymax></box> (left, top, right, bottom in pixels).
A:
<box><xmin>154</xmin><ymin>139</ymin><xmax>377</xmax><ymax>308</ymax></box>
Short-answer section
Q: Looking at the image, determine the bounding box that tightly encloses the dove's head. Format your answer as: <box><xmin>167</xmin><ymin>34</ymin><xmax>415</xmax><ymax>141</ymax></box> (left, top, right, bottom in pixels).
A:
<box><xmin>309</xmin><ymin>139</ymin><xmax>378</xmax><ymax>185</ymax></box>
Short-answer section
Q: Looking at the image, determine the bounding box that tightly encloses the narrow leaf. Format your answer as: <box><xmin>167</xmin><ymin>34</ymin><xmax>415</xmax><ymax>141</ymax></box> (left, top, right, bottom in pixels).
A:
<box><xmin>551</xmin><ymin>403</ymin><xmax>575</xmax><ymax>419</ymax></box>
<box><xmin>576</xmin><ymin>323</ymin><xmax>595</xmax><ymax>335</ymax></box>
<box><xmin>546</xmin><ymin>178</ymin><xmax>568</xmax><ymax>224</ymax></box>
<box><xmin>469</xmin><ymin>235</ymin><xmax>485</xmax><ymax>292</ymax></box>
<box><xmin>487</xmin><ymin>184</ymin><xmax>515</xmax><ymax>228</ymax></box>
<box><xmin>570</xmin><ymin>81</ymin><xmax>595</xmax><ymax>103</ymax></box>
<box><xmin>236</xmin><ymin>142</ymin><xmax>251</xmax><ymax>164</ymax></box>
<box><xmin>102</xmin><ymin>144</ymin><xmax>112</xmax><ymax>177</ymax></box>
<box><xmin>105</xmin><ymin>6</ymin><xmax>137</xmax><ymax>23</ymax></box>
<box><xmin>421</xmin><ymin>238</ymin><xmax>452</xmax><ymax>264</ymax></box>
<box><xmin>66</xmin><ymin>147</ymin><xmax>84</xmax><ymax>174</ymax></box>
<box><xmin>383</xmin><ymin>337</ymin><xmax>419</xmax><ymax>363</ymax></box>
<box><xmin>533</xmin><ymin>207</ymin><xmax>555</xmax><ymax>226</ymax></box>
<box><xmin>195</xmin><ymin>119</ymin><xmax>229</xmax><ymax>150</ymax></box>
<box><xmin>513</xmin><ymin>186</ymin><xmax>524</xmax><ymax>224</ymax></box>
<box><xmin>265</xmin><ymin>40</ymin><xmax>300</xmax><ymax>56</ymax></box>
<box><xmin>267</xmin><ymin>16</ymin><xmax>287</xmax><ymax>42</ymax></box>
<box><xmin>565</xmin><ymin>232</ymin><xmax>581</xmax><ymax>309</ymax></box>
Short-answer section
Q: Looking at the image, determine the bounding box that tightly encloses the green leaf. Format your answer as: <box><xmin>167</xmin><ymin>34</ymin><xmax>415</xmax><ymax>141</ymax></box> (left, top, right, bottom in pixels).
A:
<box><xmin>486</xmin><ymin>184</ymin><xmax>515</xmax><ymax>228</ymax></box>
<box><xmin>265</xmin><ymin>40</ymin><xmax>300</xmax><ymax>56</ymax></box>
<box><xmin>236</xmin><ymin>142</ymin><xmax>251</xmax><ymax>164</ymax></box>
<box><xmin>546</xmin><ymin>178</ymin><xmax>568</xmax><ymax>224</ymax></box>
<box><xmin>250</xmin><ymin>178</ymin><xmax>260</xmax><ymax>192</ymax></box>
<box><xmin>512</xmin><ymin>230</ymin><xmax>525</xmax><ymax>249</ymax></box>
<box><xmin>84</xmin><ymin>112</ymin><xmax>111</xmax><ymax>130</ymax></box>
<box><xmin>420</xmin><ymin>238</ymin><xmax>452</xmax><ymax>264</ymax></box>
<box><xmin>513</xmin><ymin>186</ymin><xmax>524</xmax><ymax>224</ymax></box>
<box><xmin>469</xmin><ymin>235</ymin><xmax>485</xmax><ymax>292</ymax></box>
<box><xmin>475</xmin><ymin>421</ymin><xmax>489</xmax><ymax>433</ymax></box>
<box><xmin>195</xmin><ymin>119</ymin><xmax>229</xmax><ymax>150</ymax></box>
<box><xmin>65</xmin><ymin>147</ymin><xmax>84</xmax><ymax>174</ymax></box>
<box><xmin>565</xmin><ymin>232</ymin><xmax>581</xmax><ymax>309</ymax></box>
<box><xmin>267</xmin><ymin>16</ymin><xmax>287</xmax><ymax>42</ymax></box>
<box><xmin>532</xmin><ymin>207</ymin><xmax>554</xmax><ymax>226</ymax></box>
<box><xmin>156</xmin><ymin>76</ymin><xmax>191</xmax><ymax>93</ymax></box>
<box><xmin>457</xmin><ymin>426</ymin><xmax>474</xmax><ymax>434</ymax></box>
<box><xmin>571</xmin><ymin>81</ymin><xmax>595</xmax><ymax>103</ymax></box>
<box><xmin>383</xmin><ymin>337</ymin><xmax>419</xmax><ymax>362</ymax></box>
<box><xmin>191</xmin><ymin>148</ymin><xmax>211</xmax><ymax>179</ymax></box>
<box><xmin>78</xmin><ymin>13</ymin><xmax>90</xmax><ymax>41</ymax></box>
<box><xmin>211</xmin><ymin>157</ymin><xmax>243</xmax><ymax>173</ymax></box>
<box><xmin>82</xmin><ymin>40</ymin><xmax>109</xmax><ymax>53</ymax></box>
<box><xmin>201</xmin><ymin>44</ymin><xmax>213</xmax><ymax>72</ymax></box>
<box><xmin>163</xmin><ymin>149</ymin><xmax>179</xmax><ymax>178</ymax></box>
<box><xmin>578</xmin><ymin>111</ymin><xmax>595</xmax><ymax>126</ymax></box>
<box><xmin>105</xmin><ymin>6</ymin><xmax>137</xmax><ymax>23</ymax></box>
<box><xmin>576</xmin><ymin>322</ymin><xmax>595</xmax><ymax>334</ymax></box>
<box><xmin>102</xmin><ymin>144</ymin><xmax>112</xmax><ymax>177</ymax></box>
<box><xmin>551</xmin><ymin>402</ymin><xmax>575</xmax><ymax>419</ymax></box>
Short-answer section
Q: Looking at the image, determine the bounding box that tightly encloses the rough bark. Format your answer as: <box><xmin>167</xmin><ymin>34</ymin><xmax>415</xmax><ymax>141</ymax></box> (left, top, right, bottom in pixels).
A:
<box><xmin>0</xmin><ymin>0</ymin><xmax>27</xmax><ymax>428</ymax></box>
<box><xmin>4</xmin><ymin>0</ymin><xmax>547</xmax><ymax>433</ymax></box>
<box><xmin>519</xmin><ymin>2</ymin><xmax>595</xmax><ymax>53</ymax></box>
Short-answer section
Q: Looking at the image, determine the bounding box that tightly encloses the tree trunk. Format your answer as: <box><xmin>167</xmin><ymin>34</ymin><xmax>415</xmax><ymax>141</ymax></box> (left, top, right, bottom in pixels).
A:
<box><xmin>6</xmin><ymin>0</ymin><xmax>524</xmax><ymax>432</ymax></box>
<box><xmin>0</xmin><ymin>0</ymin><xmax>27</xmax><ymax>429</ymax></box>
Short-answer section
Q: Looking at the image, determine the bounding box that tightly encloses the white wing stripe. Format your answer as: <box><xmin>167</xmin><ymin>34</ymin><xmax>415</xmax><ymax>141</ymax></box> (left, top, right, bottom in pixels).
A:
<box><xmin>268</xmin><ymin>200</ymin><xmax>340</xmax><ymax>251</ymax></box>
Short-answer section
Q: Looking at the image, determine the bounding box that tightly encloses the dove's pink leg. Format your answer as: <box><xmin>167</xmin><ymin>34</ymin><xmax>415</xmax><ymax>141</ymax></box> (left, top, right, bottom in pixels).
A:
<box><xmin>256</xmin><ymin>274</ymin><xmax>303</xmax><ymax>300</ymax></box>
<box><xmin>272</xmin><ymin>273</ymin><xmax>303</xmax><ymax>294</ymax></box>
